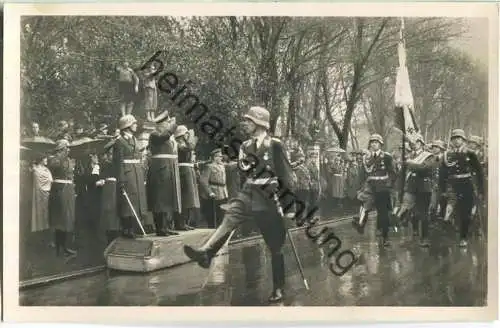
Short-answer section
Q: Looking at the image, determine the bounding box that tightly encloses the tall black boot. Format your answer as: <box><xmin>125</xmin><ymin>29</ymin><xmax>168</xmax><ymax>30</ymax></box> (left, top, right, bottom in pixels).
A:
<box><xmin>269</xmin><ymin>252</ymin><xmax>285</xmax><ymax>303</ymax></box>
<box><xmin>61</xmin><ymin>231</ymin><xmax>77</xmax><ymax>256</ymax></box>
<box><xmin>183</xmin><ymin>220</ymin><xmax>233</xmax><ymax>268</ymax></box>
<box><xmin>153</xmin><ymin>213</ymin><xmax>166</xmax><ymax>236</ymax></box>
<box><xmin>55</xmin><ymin>230</ymin><xmax>63</xmax><ymax>256</ymax></box>
<box><xmin>164</xmin><ymin>212</ymin><xmax>179</xmax><ymax>236</ymax></box>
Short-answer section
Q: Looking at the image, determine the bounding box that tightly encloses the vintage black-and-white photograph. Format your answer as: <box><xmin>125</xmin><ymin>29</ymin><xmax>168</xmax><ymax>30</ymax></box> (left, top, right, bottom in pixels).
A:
<box><xmin>3</xmin><ymin>2</ymin><xmax>497</xmax><ymax>322</ymax></box>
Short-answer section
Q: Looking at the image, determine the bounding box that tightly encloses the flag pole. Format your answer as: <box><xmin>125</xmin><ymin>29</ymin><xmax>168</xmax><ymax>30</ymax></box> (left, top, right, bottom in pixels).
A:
<box><xmin>398</xmin><ymin>17</ymin><xmax>406</xmax><ymax>207</ymax></box>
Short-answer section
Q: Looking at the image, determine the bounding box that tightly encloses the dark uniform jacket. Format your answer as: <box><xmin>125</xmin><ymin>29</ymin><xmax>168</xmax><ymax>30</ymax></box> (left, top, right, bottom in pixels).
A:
<box><xmin>405</xmin><ymin>150</ymin><xmax>436</xmax><ymax>194</ymax></box>
<box><xmin>177</xmin><ymin>142</ymin><xmax>200</xmax><ymax>209</ymax></box>
<box><xmin>47</xmin><ymin>154</ymin><xmax>76</xmax><ymax>232</ymax></box>
<box><xmin>238</xmin><ymin>135</ymin><xmax>296</xmax><ymax>213</ymax></box>
<box><xmin>439</xmin><ymin>146</ymin><xmax>484</xmax><ymax>196</ymax></box>
<box><xmin>200</xmin><ymin>162</ymin><xmax>228</xmax><ymax>201</ymax></box>
<box><xmin>362</xmin><ymin>150</ymin><xmax>395</xmax><ymax>193</ymax></box>
<box><xmin>146</xmin><ymin>131</ymin><xmax>181</xmax><ymax>213</ymax></box>
<box><xmin>113</xmin><ymin>133</ymin><xmax>148</xmax><ymax>218</ymax></box>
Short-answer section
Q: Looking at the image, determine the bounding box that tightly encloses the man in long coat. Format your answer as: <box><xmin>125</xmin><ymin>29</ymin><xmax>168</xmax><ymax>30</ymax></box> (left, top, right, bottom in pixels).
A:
<box><xmin>175</xmin><ymin>125</ymin><xmax>200</xmax><ymax>230</ymax></box>
<box><xmin>47</xmin><ymin>139</ymin><xmax>77</xmax><ymax>256</ymax></box>
<box><xmin>146</xmin><ymin>111</ymin><xmax>181</xmax><ymax>236</ymax></box>
<box><xmin>113</xmin><ymin>114</ymin><xmax>148</xmax><ymax>238</ymax></box>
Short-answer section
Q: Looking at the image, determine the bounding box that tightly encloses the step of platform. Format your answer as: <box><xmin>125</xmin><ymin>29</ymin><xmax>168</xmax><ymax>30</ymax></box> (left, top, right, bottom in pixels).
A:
<box><xmin>104</xmin><ymin>229</ymin><xmax>225</xmax><ymax>273</ymax></box>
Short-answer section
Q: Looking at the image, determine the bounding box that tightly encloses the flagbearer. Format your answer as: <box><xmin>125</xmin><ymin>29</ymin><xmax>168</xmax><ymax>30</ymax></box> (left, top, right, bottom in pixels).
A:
<box><xmin>113</xmin><ymin>114</ymin><xmax>148</xmax><ymax>238</ymax></box>
<box><xmin>439</xmin><ymin>129</ymin><xmax>484</xmax><ymax>247</ymax></box>
<box><xmin>183</xmin><ymin>106</ymin><xmax>296</xmax><ymax>303</ymax></box>
<box><xmin>199</xmin><ymin>148</ymin><xmax>229</xmax><ymax>228</ymax></box>
<box><xmin>399</xmin><ymin>134</ymin><xmax>435</xmax><ymax>247</ymax></box>
<box><xmin>147</xmin><ymin>110</ymin><xmax>181</xmax><ymax>236</ymax></box>
<box><xmin>352</xmin><ymin>134</ymin><xmax>395</xmax><ymax>247</ymax></box>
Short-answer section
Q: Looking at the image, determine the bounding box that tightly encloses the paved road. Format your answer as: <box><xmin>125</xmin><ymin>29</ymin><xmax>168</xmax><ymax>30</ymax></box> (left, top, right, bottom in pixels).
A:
<box><xmin>20</xmin><ymin>218</ymin><xmax>487</xmax><ymax>306</ymax></box>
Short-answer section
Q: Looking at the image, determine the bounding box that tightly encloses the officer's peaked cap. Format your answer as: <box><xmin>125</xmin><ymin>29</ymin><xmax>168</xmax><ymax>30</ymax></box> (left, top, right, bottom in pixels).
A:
<box><xmin>451</xmin><ymin>129</ymin><xmax>466</xmax><ymax>140</ymax></box>
<box><xmin>369</xmin><ymin>134</ymin><xmax>384</xmax><ymax>145</ymax></box>
<box><xmin>119</xmin><ymin>114</ymin><xmax>137</xmax><ymax>131</ymax></box>
<box><xmin>152</xmin><ymin>110</ymin><xmax>170</xmax><ymax>124</ymax></box>
<box><xmin>244</xmin><ymin>106</ymin><xmax>270</xmax><ymax>130</ymax></box>
<box><xmin>211</xmin><ymin>148</ymin><xmax>223</xmax><ymax>157</ymax></box>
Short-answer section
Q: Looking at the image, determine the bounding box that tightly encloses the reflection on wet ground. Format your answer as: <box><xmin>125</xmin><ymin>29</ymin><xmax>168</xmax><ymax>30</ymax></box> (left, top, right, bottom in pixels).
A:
<box><xmin>20</xmin><ymin>219</ymin><xmax>487</xmax><ymax>306</ymax></box>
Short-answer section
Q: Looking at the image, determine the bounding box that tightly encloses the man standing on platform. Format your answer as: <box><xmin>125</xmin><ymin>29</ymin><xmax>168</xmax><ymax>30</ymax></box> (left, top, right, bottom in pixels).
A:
<box><xmin>399</xmin><ymin>133</ymin><xmax>435</xmax><ymax>247</ymax></box>
<box><xmin>352</xmin><ymin>134</ymin><xmax>395</xmax><ymax>247</ymax></box>
<box><xmin>175</xmin><ymin>125</ymin><xmax>199</xmax><ymax>230</ymax></box>
<box><xmin>183</xmin><ymin>106</ymin><xmax>296</xmax><ymax>303</ymax></box>
<box><xmin>200</xmin><ymin>148</ymin><xmax>229</xmax><ymax>228</ymax></box>
<box><xmin>113</xmin><ymin>114</ymin><xmax>148</xmax><ymax>238</ymax></box>
<box><xmin>440</xmin><ymin>129</ymin><xmax>484</xmax><ymax>247</ymax></box>
<box><xmin>147</xmin><ymin>110</ymin><xmax>181</xmax><ymax>236</ymax></box>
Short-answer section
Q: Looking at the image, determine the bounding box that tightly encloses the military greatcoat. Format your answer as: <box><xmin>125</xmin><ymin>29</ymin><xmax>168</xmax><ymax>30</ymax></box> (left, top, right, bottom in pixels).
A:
<box><xmin>146</xmin><ymin>131</ymin><xmax>182</xmax><ymax>214</ymax></box>
<box><xmin>113</xmin><ymin>133</ymin><xmax>148</xmax><ymax>219</ymax></box>
<box><xmin>47</xmin><ymin>154</ymin><xmax>76</xmax><ymax>232</ymax></box>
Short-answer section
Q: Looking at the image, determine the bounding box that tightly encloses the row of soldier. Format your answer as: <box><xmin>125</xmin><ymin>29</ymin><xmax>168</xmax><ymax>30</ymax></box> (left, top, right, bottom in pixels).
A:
<box><xmin>352</xmin><ymin>130</ymin><xmax>486</xmax><ymax>248</ymax></box>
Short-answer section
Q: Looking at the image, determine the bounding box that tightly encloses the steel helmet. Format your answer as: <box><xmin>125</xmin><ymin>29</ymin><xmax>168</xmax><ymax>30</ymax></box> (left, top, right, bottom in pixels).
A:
<box><xmin>369</xmin><ymin>133</ymin><xmax>384</xmax><ymax>145</ymax></box>
<box><xmin>118</xmin><ymin>114</ymin><xmax>137</xmax><ymax>131</ymax></box>
<box><xmin>243</xmin><ymin>106</ymin><xmax>270</xmax><ymax>129</ymax></box>
<box><xmin>450</xmin><ymin>129</ymin><xmax>466</xmax><ymax>140</ymax></box>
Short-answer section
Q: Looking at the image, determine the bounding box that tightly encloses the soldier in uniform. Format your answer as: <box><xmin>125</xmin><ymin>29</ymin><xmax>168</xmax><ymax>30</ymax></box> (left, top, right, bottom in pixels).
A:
<box><xmin>113</xmin><ymin>114</ymin><xmax>148</xmax><ymax>238</ymax></box>
<box><xmin>183</xmin><ymin>106</ymin><xmax>296</xmax><ymax>303</ymax></box>
<box><xmin>398</xmin><ymin>134</ymin><xmax>435</xmax><ymax>247</ymax></box>
<box><xmin>352</xmin><ymin>134</ymin><xmax>395</xmax><ymax>247</ymax></box>
<box><xmin>146</xmin><ymin>110</ymin><xmax>181</xmax><ymax>236</ymax></box>
<box><xmin>439</xmin><ymin>129</ymin><xmax>484</xmax><ymax>247</ymax></box>
<box><xmin>47</xmin><ymin>139</ymin><xmax>77</xmax><ymax>257</ymax></box>
<box><xmin>98</xmin><ymin>142</ymin><xmax>121</xmax><ymax>245</ymax></box>
<box><xmin>429</xmin><ymin>140</ymin><xmax>446</xmax><ymax>221</ymax></box>
<box><xmin>200</xmin><ymin>148</ymin><xmax>229</xmax><ymax>228</ymax></box>
<box><xmin>174</xmin><ymin>125</ymin><xmax>200</xmax><ymax>230</ymax></box>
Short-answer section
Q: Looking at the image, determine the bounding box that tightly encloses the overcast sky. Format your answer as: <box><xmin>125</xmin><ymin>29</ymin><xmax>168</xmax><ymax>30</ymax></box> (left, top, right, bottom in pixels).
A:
<box><xmin>453</xmin><ymin>17</ymin><xmax>489</xmax><ymax>67</ymax></box>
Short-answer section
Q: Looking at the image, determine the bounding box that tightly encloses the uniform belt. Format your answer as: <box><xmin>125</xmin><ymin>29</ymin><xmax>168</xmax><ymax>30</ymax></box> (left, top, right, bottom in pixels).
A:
<box><xmin>333</xmin><ymin>174</ymin><xmax>342</xmax><ymax>177</ymax></box>
<box><xmin>151</xmin><ymin>154</ymin><xmax>177</xmax><ymax>159</ymax></box>
<box><xmin>179</xmin><ymin>163</ymin><xmax>194</xmax><ymax>167</ymax></box>
<box><xmin>450</xmin><ymin>173</ymin><xmax>471</xmax><ymax>179</ymax></box>
<box><xmin>53</xmin><ymin>179</ymin><xmax>73</xmax><ymax>184</ymax></box>
<box><xmin>367</xmin><ymin>175</ymin><xmax>388</xmax><ymax>181</ymax></box>
<box><xmin>209</xmin><ymin>181</ymin><xmax>226</xmax><ymax>186</ymax></box>
<box><xmin>123</xmin><ymin>159</ymin><xmax>140</xmax><ymax>164</ymax></box>
<box><xmin>248</xmin><ymin>177</ymin><xmax>277</xmax><ymax>185</ymax></box>
<box><xmin>105</xmin><ymin>177</ymin><xmax>117</xmax><ymax>182</ymax></box>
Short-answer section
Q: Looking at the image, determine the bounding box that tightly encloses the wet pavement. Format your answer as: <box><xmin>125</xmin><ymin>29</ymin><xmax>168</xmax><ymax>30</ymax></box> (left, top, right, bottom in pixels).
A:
<box><xmin>20</xmin><ymin>218</ymin><xmax>487</xmax><ymax>306</ymax></box>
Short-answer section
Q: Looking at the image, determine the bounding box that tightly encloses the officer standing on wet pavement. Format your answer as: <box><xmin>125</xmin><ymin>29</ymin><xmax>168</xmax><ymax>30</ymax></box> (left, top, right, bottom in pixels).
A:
<box><xmin>401</xmin><ymin>133</ymin><xmax>436</xmax><ymax>247</ymax></box>
<box><xmin>352</xmin><ymin>133</ymin><xmax>395</xmax><ymax>247</ymax></box>
<box><xmin>113</xmin><ymin>114</ymin><xmax>148</xmax><ymax>238</ymax></box>
<box><xmin>183</xmin><ymin>106</ymin><xmax>297</xmax><ymax>303</ymax></box>
<box><xmin>146</xmin><ymin>110</ymin><xmax>182</xmax><ymax>236</ymax></box>
<box><xmin>439</xmin><ymin>129</ymin><xmax>484</xmax><ymax>247</ymax></box>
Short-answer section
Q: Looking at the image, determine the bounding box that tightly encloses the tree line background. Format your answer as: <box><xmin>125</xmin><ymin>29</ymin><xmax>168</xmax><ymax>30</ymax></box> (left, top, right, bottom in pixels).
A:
<box><xmin>21</xmin><ymin>16</ymin><xmax>488</xmax><ymax>154</ymax></box>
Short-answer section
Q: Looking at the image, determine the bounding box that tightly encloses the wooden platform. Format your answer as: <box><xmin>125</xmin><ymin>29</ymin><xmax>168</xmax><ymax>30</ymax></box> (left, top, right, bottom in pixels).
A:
<box><xmin>104</xmin><ymin>229</ymin><xmax>226</xmax><ymax>273</ymax></box>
